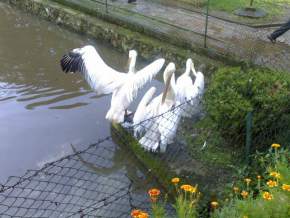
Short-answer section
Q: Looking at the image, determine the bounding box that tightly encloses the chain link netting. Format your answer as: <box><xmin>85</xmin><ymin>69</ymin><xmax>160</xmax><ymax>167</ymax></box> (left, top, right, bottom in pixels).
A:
<box><xmin>1</xmin><ymin>91</ymin><xmax>289</xmax><ymax>217</ymax></box>
<box><xmin>0</xmin><ymin>136</ymin><xmax>170</xmax><ymax>217</ymax></box>
<box><xmin>0</xmin><ymin>97</ymin><xmax>205</xmax><ymax>217</ymax></box>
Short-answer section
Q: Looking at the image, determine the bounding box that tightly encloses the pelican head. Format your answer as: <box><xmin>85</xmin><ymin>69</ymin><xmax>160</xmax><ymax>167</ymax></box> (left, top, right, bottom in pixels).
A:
<box><xmin>191</xmin><ymin>62</ymin><xmax>204</xmax><ymax>80</ymax></box>
<box><xmin>192</xmin><ymin>63</ymin><xmax>205</xmax><ymax>94</ymax></box>
<box><xmin>128</xmin><ymin>50</ymin><xmax>138</xmax><ymax>74</ymax></box>
<box><xmin>129</xmin><ymin>50</ymin><xmax>137</xmax><ymax>59</ymax></box>
<box><xmin>163</xmin><ymin>62</ymin><xmax>175</xmax><ymax>83</ymax></box>
<box><xmin>72</xmin><ymin>45</ymin><xmax>95</xmax><ymax>55</ymax></box>
<box><xmin>162</xmin><ymin>63</ymin><xmax>176</xmax><ymax>103</ymax></box>
<box><xmin>191</xmin><ymin>61</ymin><xmax>198</xmax><ymax>77</ymax></box>
<box><xmin>185</xmin><ymin>58</ymin><xmax>193</xmax><ymax>75</ymax></box>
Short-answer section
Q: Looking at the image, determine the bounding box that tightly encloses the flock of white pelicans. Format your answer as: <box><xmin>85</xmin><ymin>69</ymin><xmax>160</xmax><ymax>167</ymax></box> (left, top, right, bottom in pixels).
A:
<box><xmin>60</xmin><ymin>45</ymin><xmax>204</xmax><ymax>153</ymax></box>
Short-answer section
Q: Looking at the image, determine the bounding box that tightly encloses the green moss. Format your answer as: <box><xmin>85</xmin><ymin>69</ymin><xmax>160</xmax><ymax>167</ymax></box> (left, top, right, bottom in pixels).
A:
<box><xmin>111</xmin><ymin>123</ymin><xmax>184</xmax><ymax>195</ymax></box>
<box><xmin>111</xmin><ymin>121</ymin><xmax>236</xmax><ymax>204</ymax></box>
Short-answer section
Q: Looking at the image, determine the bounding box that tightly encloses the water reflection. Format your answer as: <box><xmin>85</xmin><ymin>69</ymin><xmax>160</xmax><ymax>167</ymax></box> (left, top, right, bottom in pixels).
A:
<box><xmin>0</xmin><ymin>2</ymin><xmax>163</xmax><ymax>186</ymax></box>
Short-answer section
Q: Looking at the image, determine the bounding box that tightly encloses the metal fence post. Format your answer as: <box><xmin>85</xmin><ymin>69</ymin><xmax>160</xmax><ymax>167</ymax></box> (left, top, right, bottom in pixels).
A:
<box><xmin>245</xmin><ymin>111</ymin><xmax>253</xmax><ymax>165</ymax></box>
<box><xmin>204</xmin><ymin>0</ymin><xmax>210</xmax><ymax>48</ymax></box>
<box><xmin>250</xmin><ymin>0</ymin><xmax>254</xmax><ymax>7</ymax></box>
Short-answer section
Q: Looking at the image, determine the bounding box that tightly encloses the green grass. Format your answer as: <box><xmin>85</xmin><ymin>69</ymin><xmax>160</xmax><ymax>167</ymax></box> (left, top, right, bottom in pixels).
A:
<box><xmin>184</xmin><ymin>116</ymin><xmax>240</xmax><ymax>167</ymax></box>
<box><xmin>209</xmin><ymin>0</ymin><xmax>290</xmax><ymax>16</ymax></box>
<box><xmin>175</xmin><ymin>0</ymin><xmax>290</xmax><ymax>17</ymax></box>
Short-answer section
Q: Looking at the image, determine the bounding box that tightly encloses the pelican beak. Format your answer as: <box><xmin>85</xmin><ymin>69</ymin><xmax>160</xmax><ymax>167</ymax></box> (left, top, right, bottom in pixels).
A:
<box><xmin>161</xmin><ymin>71</ymin><xmax>173</xmax><ymax>104</ymax></box>
<box><xmin>191</xmin><ymin>63</ymin><xmax>197</xmax><ymax>77</ymax></box>
<box><xmin>127</xmin><ymin>57</ymin><xmax>132</xmax><ymax>70</ymax></box>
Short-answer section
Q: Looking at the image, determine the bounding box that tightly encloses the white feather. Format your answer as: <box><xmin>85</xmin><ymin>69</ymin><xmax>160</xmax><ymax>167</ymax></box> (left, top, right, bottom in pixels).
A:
<box><xmin>106</xmin><ymin>58</ymin><xmax>165</xmax><ymax>123</ymax></box>
<box><xmin>68</xmin><ymin>45</ymin><xmax>127</xmax><ymax>95</ymax></box>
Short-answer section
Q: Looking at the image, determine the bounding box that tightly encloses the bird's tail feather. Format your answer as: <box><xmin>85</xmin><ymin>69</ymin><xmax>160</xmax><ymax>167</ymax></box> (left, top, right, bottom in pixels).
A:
<box><xmin>138</xmin><ymin>123</ymin><xmax>160</xmax><ymax>152</ymax></box>
<box><xmin>139</xmin><ymin>136</ymin><xmax>159</xmax><ymax>152</ymax></box>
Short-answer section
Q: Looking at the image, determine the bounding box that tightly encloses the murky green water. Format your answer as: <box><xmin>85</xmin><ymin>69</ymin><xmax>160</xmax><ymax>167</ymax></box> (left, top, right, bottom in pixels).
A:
<box><xmin>0</xmin><ymin>2</ymin><xmax>163</xmax><ymax>185</ymax></box>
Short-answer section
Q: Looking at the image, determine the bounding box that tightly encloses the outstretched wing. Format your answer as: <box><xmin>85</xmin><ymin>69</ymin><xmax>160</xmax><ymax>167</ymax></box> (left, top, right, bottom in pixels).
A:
<box><xmin>60</xmin><ymin>45</ymin><xmax>126</xmax><ymax>95</ymax></box>
<box><xmin>125</xmin><ymin>58</ymin><xmax>165</xmax><ymax>102</ymax></box>
<box><xmin>134</xmin><ymin>59</ymin><xmax>165</xmax><ymax>89</ymax></box>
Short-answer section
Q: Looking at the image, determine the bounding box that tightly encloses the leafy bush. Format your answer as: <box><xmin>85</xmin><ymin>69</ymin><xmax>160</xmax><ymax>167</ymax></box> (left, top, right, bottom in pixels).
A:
<box><xmin>204</xmin><ymin>67</ymin><xmax>290</xmax><ymax>149</ymax></box>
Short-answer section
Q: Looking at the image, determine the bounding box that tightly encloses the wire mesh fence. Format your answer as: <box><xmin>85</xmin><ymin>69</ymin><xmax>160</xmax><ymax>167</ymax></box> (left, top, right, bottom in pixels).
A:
<box><xmin>0</xmin><ymin>96</ymin><xmax>206</xmax><ymax>217</ymax></box>
<box><xmin>1</xmin><ymin>91</ymin><xmax>289</xmax><ymax>217</ymax></box>
<box><xmin>1</xmin><ymin>0</ymin><xmax>290</xmax><ymax>217</ymax></box>
<box><xmin>0</xmin><ymin>136</ymin><xmax>174</xmax><ymax>217</ymax></box>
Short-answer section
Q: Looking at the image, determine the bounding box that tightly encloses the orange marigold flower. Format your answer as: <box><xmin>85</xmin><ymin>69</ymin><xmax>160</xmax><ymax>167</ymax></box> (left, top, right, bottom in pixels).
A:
<box><xmin>269</xmin><ymin>171</ymin><xmax>281</xmax><ymax>179</ymax></box>
<box><xmin>171</xmin><ymin>177</ymin><xmax>180</xmax><ymax>184</ymax></box>
<box><xmin>233</xmin><ymin>186</ymin><xmax>239</xmax><ymax>193</ymax></box>
<box><xmin>148</xmin><ymin>188</ymin><xmax>160</xmax><ymax>202</ymax></box>
<box><xmin>211</xmin><ymin>201</ymin><xmax>219</xmax><ymax>209</ymax></box>
<box><xmin>282</xmin><ymin>184</ymin><xmax>290</xmax><ymax>191</ymax></box>
<box><xmin>138</xmin><ymin>212</ymin><xmax>149</xmax><ymax>218</ymax></box>
<box><xmin>131</xmin><ymin>209</ymin><xmax>141</xmax><ymax>218</ymax></box>
<box><xmin>271</xmin><ymin>143</ymin><xmax>280</xmax><ymax>149</ymax></box>
<box><xmin>181</xmin><ymin>184</ymin><xmax>194</xmax><ymax>192</ymax></box>
<box><xmin>148</xmin><ymin>188</ymin><xmax>160</xmax><ymax>197</ymax></box>
<box><xmin>267</xmin><ymin>180</ymin><xmax>278</xmax><ymax>188</ymax></box>
<box><xmin>263</xmin><ymin>191</ymin><xmax>273</xmax><ymax>201</ymax></box>
<box><xmin>244</xmin><ymin>178</ymin><xmax>251</xmax><ymax>185</ymax></box>
<box><xmin>241</xmin><ymin>190</ymin><xmax>249</xmax><ymax>199</ymax></box>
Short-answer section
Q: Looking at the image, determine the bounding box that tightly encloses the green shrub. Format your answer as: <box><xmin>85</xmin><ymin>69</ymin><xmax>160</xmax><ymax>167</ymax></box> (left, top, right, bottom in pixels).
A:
<box><xmin>204</xmin><ymin>67</ymin><xmax>290</xmax><ymax>149</ymax></box>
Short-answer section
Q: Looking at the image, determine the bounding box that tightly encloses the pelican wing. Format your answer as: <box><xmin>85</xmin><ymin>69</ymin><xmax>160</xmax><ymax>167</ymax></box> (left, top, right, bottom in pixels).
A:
<box><xmin>133</xmin><ymin>87</ymin><xmax>157</xmax><ymax>136</ymax></box>
<box><xmin>133</xmin><ymin>87</ymin><xmax>156</xmax><ymax>125</ymax></box>
<box><xmin>158</xmin><ymin>106</ymin><xmax>182</xmax><ymax>150</ymax></box>
<box><xmin>124</xmin><ymin>58</ymin><xmax>164</xmax><ymax>101</ymax></box>
<box><xmin>60</xmin><ymin>45</ymin><xmax>126</xmax><ymax>95</ymax></box>
<box><xmin>134</xmin><ymin>59</ymin><xmax>165</xmax><ymax>87</ymax></box>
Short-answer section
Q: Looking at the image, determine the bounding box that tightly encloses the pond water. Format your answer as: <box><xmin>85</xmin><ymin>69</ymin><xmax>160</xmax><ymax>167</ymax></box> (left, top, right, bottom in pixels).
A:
<box><xmin>0</xmin><ymin>2</ymin><xmax>164</xmax><ymax>185</ymax></box>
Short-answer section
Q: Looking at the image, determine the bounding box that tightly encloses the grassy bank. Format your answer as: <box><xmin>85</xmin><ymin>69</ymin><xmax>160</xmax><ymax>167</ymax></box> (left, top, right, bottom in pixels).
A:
<box><xmin>210</xmin><ymin>0</ymin><xmax>290</xmax><ymax>15</ymax></box>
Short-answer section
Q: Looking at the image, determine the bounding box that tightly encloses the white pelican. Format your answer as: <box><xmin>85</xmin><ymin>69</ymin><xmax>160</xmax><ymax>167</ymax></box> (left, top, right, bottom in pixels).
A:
<box><xmin>60</xmin><ymin>45</ymin><xmax>165</xmax><ymax>123</ymax></box>
<box><xmin>135</xmin><ymin>63</ymin><xmax>182</xmax><ymax>152</ymax></box>
<box><xmin>176</xmin><ymin>58</ymin><xmax>194</xmax><ymax>103</ymax></box>
<box><xmin>189</xmin><ymin>60</ymin><xmax>205</xmax><ymax>115</ymax></box>
<box><xmin>133</xmin><ymin>63</ymin><xmax>176</xmax><ymax>137</ymax></box>
<box><xmin>176</xmin><ymin>58</ymin><xmax>205</xmax><ymax>117</ymax></box>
